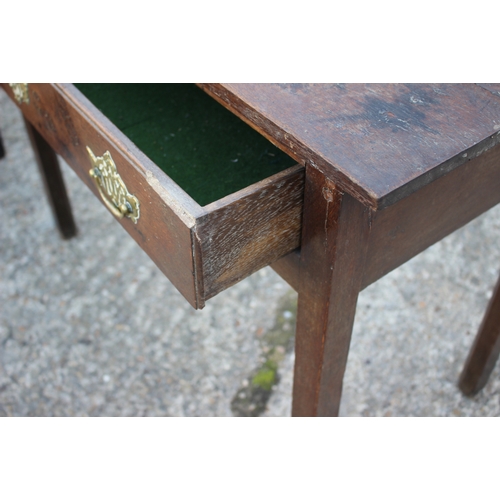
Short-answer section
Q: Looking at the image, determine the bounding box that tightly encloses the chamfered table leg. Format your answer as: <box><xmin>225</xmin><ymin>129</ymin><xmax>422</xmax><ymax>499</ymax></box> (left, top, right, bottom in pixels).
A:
<box><xmin>459</xmin><ymin>272</ymin><xmax>500</xmax><ymax>395</ymax></box>
<box><xmin>23</xmin><ymin>118</ymin><xmax>77</xmax><ymax>239</ymax></box>
<box><xmin>292</xmin><ymin>166</ymin><xmax>371</xmax><ymax>417</ymax></box>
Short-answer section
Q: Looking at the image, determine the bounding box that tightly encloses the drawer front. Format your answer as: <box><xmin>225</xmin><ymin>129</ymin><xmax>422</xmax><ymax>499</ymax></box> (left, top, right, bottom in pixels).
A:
<box><xmin>3</xmin><ymin>83</ymin><xmax>202</xmax><ymax>308</ymax></box>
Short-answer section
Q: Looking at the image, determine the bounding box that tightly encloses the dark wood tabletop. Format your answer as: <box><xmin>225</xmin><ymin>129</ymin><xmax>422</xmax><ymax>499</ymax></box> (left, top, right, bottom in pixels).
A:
<box><xmin>200</xmin><ymin>83</ymin><xmax>500</xmax><ymax>210</ymax></box>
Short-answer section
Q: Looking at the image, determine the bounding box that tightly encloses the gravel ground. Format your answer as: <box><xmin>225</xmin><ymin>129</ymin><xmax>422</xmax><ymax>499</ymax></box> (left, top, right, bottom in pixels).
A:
<box><xmin>1</xmin><ymin>89</ymin><xmax>500</xmax><ymax>416</ymax></box>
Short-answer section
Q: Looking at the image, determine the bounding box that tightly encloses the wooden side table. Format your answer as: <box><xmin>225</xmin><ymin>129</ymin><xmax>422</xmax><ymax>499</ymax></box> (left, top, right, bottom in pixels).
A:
<box><xmin>3</xmin><ymin>83</ymin><xmax>500</xmax><ymax>416</ymax></box>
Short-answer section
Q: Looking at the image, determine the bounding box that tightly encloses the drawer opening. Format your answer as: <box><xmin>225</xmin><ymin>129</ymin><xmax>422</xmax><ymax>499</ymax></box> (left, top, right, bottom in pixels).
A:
<box><xmin>74</xmin><ymin>84</ymin><xmax>296</xmax><ymax>207</ymax></box>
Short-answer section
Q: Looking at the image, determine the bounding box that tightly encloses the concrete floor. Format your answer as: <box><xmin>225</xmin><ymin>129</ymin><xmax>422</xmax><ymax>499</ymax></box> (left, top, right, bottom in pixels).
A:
<box><xmin>1</xmin><ymin>88</ymin><xmax>500</xmax><ymax>416</ymax></box>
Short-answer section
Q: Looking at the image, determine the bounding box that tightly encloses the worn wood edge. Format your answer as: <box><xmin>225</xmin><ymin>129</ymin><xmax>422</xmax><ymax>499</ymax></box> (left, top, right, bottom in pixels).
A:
<box><xmin>191</xmin><ymin>228</ymin><xmax>206</xmax><ymax>309</ymax></box>
<box><xmin>56</xmin><ymin>83</ymin><xmax>204</xmax><ymax>226</ymax></box>
<box><xmin>376</xmin><ymin>130</ymin><xmax>500</xmax><ymax>210</ymax></box>
<box><xmin>197</xmin><ymin>83</ymin><xmax>380</xmax><ymax>210</ymax></box>
<box><xmin>194</xmin><ymin>164</ymin><xmax>304</xmax><ymax>300</ymax></box>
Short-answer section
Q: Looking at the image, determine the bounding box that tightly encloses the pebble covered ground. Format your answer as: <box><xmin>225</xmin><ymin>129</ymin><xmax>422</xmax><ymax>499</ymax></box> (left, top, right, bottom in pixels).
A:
<box><xmin>1</xmin><ymin>89</ymin><xmax>500</xmax><ymax>416</ymax></box>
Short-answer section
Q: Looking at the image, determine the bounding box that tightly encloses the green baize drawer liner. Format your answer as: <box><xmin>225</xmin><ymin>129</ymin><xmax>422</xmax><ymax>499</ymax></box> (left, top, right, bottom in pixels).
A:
<box><xmin>75</xmin><ymin>84</ymin><xmax>296</xmax><ymax>206</ymax></box>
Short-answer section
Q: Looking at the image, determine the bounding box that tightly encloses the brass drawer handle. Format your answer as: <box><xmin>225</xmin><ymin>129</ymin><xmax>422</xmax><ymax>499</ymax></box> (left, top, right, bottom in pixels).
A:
<box><xmin>87</xmin><ymin>146</ymin><xmax>140</xmax><ymax>223</ymax></box>
<box><xmin>9</xmin><ymin>83</ymin><xmax>29</xmax><ymax>104</ymax></box>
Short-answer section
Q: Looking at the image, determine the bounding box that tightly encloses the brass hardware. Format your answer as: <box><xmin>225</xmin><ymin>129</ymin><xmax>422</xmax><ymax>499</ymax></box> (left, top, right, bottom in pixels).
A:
<box><xmin>87</xmin><ymin>146</ymin><xmax>140</xmax><ymax>223</ymax></box>
<box><xmin>9</xmin><ymin>83</ymin><xmax>29</xmax><ymax>104</ymax></box>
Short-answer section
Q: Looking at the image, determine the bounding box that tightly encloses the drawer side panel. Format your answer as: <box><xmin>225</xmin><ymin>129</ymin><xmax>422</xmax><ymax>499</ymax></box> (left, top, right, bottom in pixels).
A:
<box><xmin>195</xmin><ymin>165</ymin><xmax>304</xmax><ymax>300</ymax></box>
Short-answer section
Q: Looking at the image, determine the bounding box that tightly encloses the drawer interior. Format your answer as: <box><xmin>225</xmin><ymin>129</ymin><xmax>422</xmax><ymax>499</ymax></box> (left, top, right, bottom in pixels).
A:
<box><xmin>74</xmin><ymin>84</ymin><xmax>296</xmax><ymax>206</ymax></box>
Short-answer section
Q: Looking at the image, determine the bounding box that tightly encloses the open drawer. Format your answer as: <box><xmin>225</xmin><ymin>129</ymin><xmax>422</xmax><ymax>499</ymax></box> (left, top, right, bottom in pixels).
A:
<box><xmin>2</xmin><ymin>83</ymin><xmax>304</xmax><ymax>309</ymax></box>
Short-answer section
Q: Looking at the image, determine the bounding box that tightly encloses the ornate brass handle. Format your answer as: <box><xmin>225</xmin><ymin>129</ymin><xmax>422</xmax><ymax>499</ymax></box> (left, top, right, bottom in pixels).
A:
<box><xmin>9</xmin><ymin>83</ymin><xmax>29</xmax><ymax>104</ymax></box>
<box><xmin>87</xmin><ymin>146</ymin><xmax>140</xmax><ymax>223</ymax></box>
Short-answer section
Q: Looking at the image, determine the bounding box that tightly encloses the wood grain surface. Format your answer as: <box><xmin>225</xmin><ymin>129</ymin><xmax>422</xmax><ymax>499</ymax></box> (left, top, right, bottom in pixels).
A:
<box><xmin>200</xmin><ymin>83</ymin><xmax>500</xmax><ymax>210</ymax></box>
<box><xmin>195</xmin><ymin>165</ymin><xmax>304</xmax><ymax>300</ymax></box>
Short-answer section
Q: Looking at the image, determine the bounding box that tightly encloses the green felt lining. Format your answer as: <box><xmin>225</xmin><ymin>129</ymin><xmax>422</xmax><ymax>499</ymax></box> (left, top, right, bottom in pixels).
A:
<box><xmin>74</xmin><ymin>84</ymin><xmax>296</xmax><ymax>206</ymax></box>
